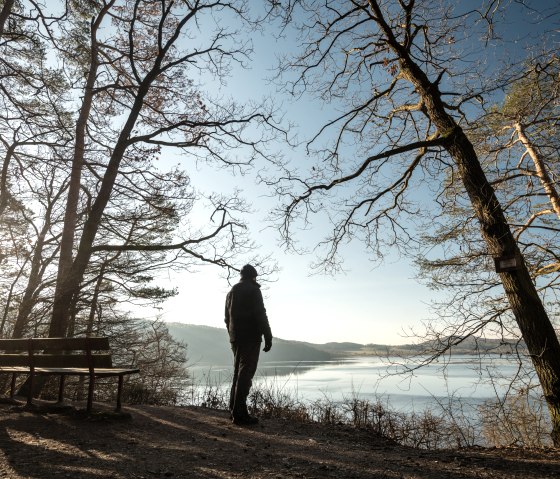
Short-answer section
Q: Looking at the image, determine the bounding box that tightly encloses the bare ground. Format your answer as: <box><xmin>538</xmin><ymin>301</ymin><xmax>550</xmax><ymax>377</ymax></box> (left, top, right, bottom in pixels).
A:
<box><xmin>0</xmin><ymin>402</ymin><xmax>559</xmax><ymax>479</ymax></box>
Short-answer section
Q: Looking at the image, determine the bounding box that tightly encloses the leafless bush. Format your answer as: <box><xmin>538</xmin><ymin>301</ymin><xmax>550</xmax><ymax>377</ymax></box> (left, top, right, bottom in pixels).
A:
<box><xmin>248</xmin><ymin>376</ymin><xmax>309</xmax><ymax>421</ymax></box>
<box><xmin>334</xmin><ymin>390</ymin><xmax>479</xmax><ymax>449</ymax></box>
<box><xmin>183</xmin><ymin>370</ymin><xmax>551</xmax><ymax>450</ymax></box>
<box><xmin>427</xmin><ymin>393</ymin><xmax>479</xmax><ymax>448</ymax></box>
<box><xmin>307</xmin><ymin>396</ymin><xmax>345</xmax><ymax>425</ymax></box>
<box><xmin>479</xmin><ymin>387</ymin><xmax>551</xmax><ymax>447</ymax></box>
<box><xmin>182</xmin><ymin>371</ymin><xmax>230</xmax><ymax>410</ymax></box>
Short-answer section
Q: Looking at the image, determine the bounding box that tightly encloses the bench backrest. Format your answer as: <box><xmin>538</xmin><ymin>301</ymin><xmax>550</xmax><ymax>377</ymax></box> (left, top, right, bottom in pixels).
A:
<box><xmin>0</xmin><ymin>337</ymin><xmax>112</xmax><ymax>369</ymax></box>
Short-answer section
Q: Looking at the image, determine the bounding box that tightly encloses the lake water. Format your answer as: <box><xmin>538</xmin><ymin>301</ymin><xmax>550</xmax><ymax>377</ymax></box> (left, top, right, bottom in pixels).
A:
<box><xmin>188</xmin><ymin>354</ymin><xmax>533</xmax><ymax>413</ymax></box>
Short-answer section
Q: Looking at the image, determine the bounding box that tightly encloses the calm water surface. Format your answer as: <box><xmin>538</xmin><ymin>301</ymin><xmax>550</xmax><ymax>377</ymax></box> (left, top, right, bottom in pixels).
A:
<box><xmin>189</xmin><ymin>354</ymin><xmax>530</xmax><ymax>412</ymax></box>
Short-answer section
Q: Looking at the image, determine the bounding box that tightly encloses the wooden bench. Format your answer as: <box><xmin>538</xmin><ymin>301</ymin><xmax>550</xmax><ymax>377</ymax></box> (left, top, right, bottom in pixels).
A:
<box><xmin>0</xmin><ymin>337</ymin><xmax>139</xmax><ymax>412</ymax></box>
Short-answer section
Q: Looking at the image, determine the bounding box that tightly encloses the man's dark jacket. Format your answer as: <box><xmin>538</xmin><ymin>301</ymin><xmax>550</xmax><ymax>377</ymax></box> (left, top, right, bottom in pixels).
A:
<box><xmin>225</xmin><ymin>279</ymin><xmax>272</xmax><ymax>344</ymax></box>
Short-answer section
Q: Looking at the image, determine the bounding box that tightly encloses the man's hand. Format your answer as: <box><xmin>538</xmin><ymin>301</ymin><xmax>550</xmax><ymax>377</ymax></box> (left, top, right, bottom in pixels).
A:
<box><xmin>263</xmin><ymin>339</ymin><xmax>272</xmax><ymax>352</ymax></box>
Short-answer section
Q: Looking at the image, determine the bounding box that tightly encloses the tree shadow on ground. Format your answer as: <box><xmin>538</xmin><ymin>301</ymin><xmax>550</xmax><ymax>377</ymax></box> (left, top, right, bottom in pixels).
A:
<box><xmin>0</xmin><ymin>403</ymin><xmax>559</xmax><ymax>479</ymax></box>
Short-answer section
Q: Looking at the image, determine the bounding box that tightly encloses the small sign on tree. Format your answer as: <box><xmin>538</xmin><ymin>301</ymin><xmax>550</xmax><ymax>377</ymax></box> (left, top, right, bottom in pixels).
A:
<box><xmin>494</xmin><ymin>254</ymin><xmax>521</xmax><ymax>273</ymax></box>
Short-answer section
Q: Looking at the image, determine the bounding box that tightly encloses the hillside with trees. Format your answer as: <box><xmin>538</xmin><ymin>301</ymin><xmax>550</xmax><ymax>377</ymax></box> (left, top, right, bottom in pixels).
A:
<box><xmin>166</xmin><ymin>323</ymin><xmax>335</xmax><ymax>366</ymax></box>
<box><xmin>167</xmin><ymin>322</ymin><xmax>523</xmax><ymax>366</ymax></box>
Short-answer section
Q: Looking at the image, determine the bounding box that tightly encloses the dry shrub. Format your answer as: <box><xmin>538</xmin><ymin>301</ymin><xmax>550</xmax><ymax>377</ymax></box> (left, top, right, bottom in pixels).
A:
<box><xmin>308</xmin><ymin>397</ymin><xmax>345</xmax><ymax>424</ymax></box>
<box><xmin>185</xmin><ymin>370</ymin><xmax>553</xmax><ymax>450</ymax></box>
<box><xmin>479</xmin><ymin>387</ymin><xmax>551</xmax><ymax>447</ymax></box>
<box><xmin>183</xmin><ymin>375</ymin><xmax>229</xmax><ymax>409</ymax></box>
<box><xmin>248</xmin><ymin>377</ymin><xmax>309</xmax><ymax>421</ymax></box>
<box><xmin>333</xmin><ymin>392</ymin><xmax>479</xmax><ymax>449</ymax></box>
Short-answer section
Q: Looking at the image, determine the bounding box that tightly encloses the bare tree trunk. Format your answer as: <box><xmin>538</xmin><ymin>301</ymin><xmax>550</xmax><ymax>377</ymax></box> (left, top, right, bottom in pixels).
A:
<box><xmin>12</xmin><ymin>268</ymin><xmax>42</xmax><ymax>338</ymax></box>
<box><xmin>87</xmin><ymin>264</ymin><xmax>105</xmax><ymax>335</ymax></box>
<box><xmin>368</xmin><ymin>0</ymin><xmax>560</xmax><ymax>446</ymax></box>
<box><xmin>12</xmin><ymin>214</ymin><xmax>56</xmax><ymax>337</ymax></box>
<box><xmin>0</xmin><ymin>263</ymin><xmax>25</xmax><ymax>337</ymax></box>
<box><xmin>0</xmin><ymin>282</ymin><xmax>15</xmax><ymax>337</ymax></box>
<box><xmin>50</xmin><ymin>3</ymin><xmax>114</xmax><ymax>338</ymax></box>
<box><xmin>514</xmin><ymin>122</ymin><xmax>560</xmax><ymax>220</ymax></box>
<box><xmin>0</xmin><ymin>0</ymin><xmax>14</xmax><ymax>38</ymax></box>
<box><xmin>51</xmin><ymin>75</ymin><xmax>153</xmax><ymax>334</ymax></box>
<box><xmin>0</xmin><ymin>143</ymin><xmax>15</xmax><ymax>216</ymax></box>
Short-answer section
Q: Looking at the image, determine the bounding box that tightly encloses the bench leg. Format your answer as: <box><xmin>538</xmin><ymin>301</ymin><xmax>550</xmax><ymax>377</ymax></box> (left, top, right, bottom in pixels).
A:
<box><xmin>58</xmin><ymin>375</ymin><xmax>66</xmax><ymax>403</ymax></box>
<box><xmin>116</xmin><ymin>375</ymin><xmax>123</xmax><ymax>412</ymax></box>
<box><xmin>87</xmin><ymin>374</ymin><xmax>95</xmax><ymax>412</ymax></box>
<box><xmin>10</xmin><ymin>373</ymin><xmax>16</xmax><ymax>399</ymax></box>
<box><xmin>27</xmin><ymin>372</ymin><xmax>34</xmax><ymax>407</ymax></box>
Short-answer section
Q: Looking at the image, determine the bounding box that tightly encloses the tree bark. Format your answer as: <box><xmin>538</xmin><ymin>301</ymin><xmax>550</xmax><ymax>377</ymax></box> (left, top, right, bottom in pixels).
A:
<box><xmin>0</xmin><ymin>0</ymin><xmax>14</xmax><ymax>38</ymax></box>
<box><xmin>514</xmin><ymin>122</ymin><xmax>560</xmax><ymax>220</ymax></box>
<box><xmin>12</xmin><ymin>235</ymin><xmax>46</xmax><ymax>338</ymax></box>
<box><xmin>0</xmin><ymin>144</ymin><xmax>16</xmax><ymax>216</ymax></box>
<box><xmin>50</xmin><ymin>72</ymin><xmax>156</xmax><ymax>336</ymax></box>
<box><xmin>369</xmin><ymin>0</ymin><xmax>560</xmax><ymax>445</ymax></box>
<box><xmin>50</xmin><ymin>2</ymin><xmax>114</xmax><ymax>338</ymax></box>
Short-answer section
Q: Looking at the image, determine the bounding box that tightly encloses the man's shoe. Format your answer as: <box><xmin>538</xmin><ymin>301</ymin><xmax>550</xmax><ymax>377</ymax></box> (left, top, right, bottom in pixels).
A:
<box><xmin>232</xmin><ymin>415</ymin><xmax>259</xmax><ymax>426</ymax></box>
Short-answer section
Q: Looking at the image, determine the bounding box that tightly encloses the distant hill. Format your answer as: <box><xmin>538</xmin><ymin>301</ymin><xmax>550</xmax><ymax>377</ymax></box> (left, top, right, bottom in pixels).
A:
<box><xmin>317</xmin><ymin>342</ymin><xmax>365</xmax><ymax>353</ymax></box>
<box><xmin>358</xmin><ymin>336</ymin><xmax>524</xmax><ymax>356</ymax></box>
<box><xmin>165</xmin><ymin>322</ymin><xmax>524</xmax><ymax>367</ymax></box>
<box><xmin>166</xmin><ymin>323</ymin><xmax>336</xmax><ymax>366</ymax></box>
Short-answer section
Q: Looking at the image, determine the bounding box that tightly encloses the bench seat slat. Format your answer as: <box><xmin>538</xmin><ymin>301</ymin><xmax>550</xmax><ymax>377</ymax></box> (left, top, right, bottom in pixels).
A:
<box><xmin>36</xmin><ymin>367</ymin><xmax>139</xmax><ymax>376</ymax></box>
<box><xmin>0</xmin><ymin>339</ymin><xmax>29</xmax><ymax>350</ymax></box>
<box><xmin>0</xmin><ymin>366</ymin><xmax>139</xmax><ymax>375</ymax></box>
<box><xmin>0</xmin><ymin>354</ymin><xmax>113</xmax><ymax>368</ymax></box>
<box><xmin>0</xmin><ymin>337</ymin><xmax>111</xmax><ymax>351</ymax></box>
<box><xmin>0</xmin><ymin>355</ymin><xmax>29</xmax><ymax>367</ymax></box>
<box><xmin>0</xmin><ymin>366</ymin><xmax>31</xmax><ymax>373</ymax></box>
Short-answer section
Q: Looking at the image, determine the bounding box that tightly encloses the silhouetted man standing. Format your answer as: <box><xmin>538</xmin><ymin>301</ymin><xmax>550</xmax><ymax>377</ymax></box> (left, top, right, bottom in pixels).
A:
<box><xmin>225</xmin><ymin>264</ymin><xmax>273</xmax><ymax>425</ymax></box>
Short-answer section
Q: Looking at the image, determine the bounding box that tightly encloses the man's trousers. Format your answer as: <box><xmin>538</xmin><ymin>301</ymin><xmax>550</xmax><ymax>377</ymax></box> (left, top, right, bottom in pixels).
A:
<box><xmin>229</xmin><ymin>342</ymin><xmax>261</xmax><ymax>419</ymax></box>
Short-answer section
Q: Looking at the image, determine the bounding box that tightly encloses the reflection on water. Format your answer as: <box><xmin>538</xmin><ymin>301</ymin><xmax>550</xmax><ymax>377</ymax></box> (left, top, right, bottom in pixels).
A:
<box><xmin>188</xmin><ymin>354</ymin><xmax>535</xmax><ymax>413</ymax></box>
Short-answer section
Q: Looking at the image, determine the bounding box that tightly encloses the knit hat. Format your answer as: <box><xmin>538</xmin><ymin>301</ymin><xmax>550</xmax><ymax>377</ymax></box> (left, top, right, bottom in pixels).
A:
<box><xmin>240</xmin><ymin>264</ymin><xmax>258</xmax><ymax>279</ymax></box>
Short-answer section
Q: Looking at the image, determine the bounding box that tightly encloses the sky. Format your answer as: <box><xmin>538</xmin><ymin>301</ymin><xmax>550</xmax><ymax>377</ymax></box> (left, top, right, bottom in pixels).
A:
<box><xmin>150</xmin><ymin>1</ymin><xmax>432</xmax><ymax>346</ymax></box>
<box><xmin>156</xmin><ymin>118</ymin><xmax>437</xmax><ymax>346</ymax></box>
<box><xmin>159</xmin><ymin>239</ymin><xmax>434</xmax><ymax>345</ymax></box>
<box><xmin>149</xmin><ymin>1</ymin><xmax>558</xmax><ymax>346</ymax></box>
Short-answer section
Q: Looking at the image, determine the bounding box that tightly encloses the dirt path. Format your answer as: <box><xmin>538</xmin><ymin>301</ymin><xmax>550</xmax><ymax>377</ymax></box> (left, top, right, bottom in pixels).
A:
<box><xmin>0</xmin><ymin>403</ymin><xmax>558</xmax><ymax>478</ymax></box>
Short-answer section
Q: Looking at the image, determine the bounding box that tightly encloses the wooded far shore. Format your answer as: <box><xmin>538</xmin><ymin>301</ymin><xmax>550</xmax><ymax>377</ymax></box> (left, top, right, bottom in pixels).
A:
<box><xmin>167</xmin><ymin>323</ymin><xmax>525</xmax><ymax>366</ymax></box>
